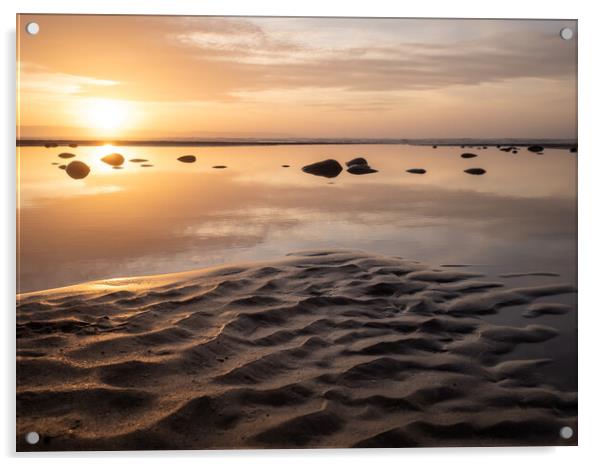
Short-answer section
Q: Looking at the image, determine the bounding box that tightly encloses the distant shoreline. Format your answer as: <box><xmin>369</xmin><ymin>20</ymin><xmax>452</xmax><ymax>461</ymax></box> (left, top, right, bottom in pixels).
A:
<box><xmin>16</xmin><ymin>138</ymin><xmax>577</xmax><ymax>148</ymax></box>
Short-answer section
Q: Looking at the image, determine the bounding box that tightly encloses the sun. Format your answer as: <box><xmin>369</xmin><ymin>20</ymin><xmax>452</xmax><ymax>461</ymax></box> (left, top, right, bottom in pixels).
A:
<box><xmin>82</xmin><ymin>98</ymin><xmax>131</xmax><ymax>133</ymax></box>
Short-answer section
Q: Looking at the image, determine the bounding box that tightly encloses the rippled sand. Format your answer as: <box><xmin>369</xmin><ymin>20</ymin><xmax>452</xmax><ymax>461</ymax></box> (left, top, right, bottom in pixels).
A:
<box><xmin>16</xmin><ymin>250</ymin><xmax>576</xmax><ymax>450</ymax></box>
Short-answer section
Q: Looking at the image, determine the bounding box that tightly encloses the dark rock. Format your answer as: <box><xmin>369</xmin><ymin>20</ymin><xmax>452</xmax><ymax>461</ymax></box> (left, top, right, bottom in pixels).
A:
<box><xmin>432</xmin><ymin>145</ymin><xmax>438</xmax><ymax>148</ymax></box>
<box><xmin>65</xmin><ymin>161</ymin><xmax>90</xmax><ymax>179</ymax></box>
<box><xmin>347</xmin><ymin>165</ymin><xmax>378</xmax><ymax>175</ymax></box>
<box><xmin>461</xmin><ymin>153</ymin><xmax>477</xmax><ymax>159</ymax></box>
<box><xmin>58</xmin><ymin>152</ymin><xmax>76</xmax><ymax>159</ymax></box>
<box><xmin>112</xmin><ymin>166</ymin><xmax>123</xmax><ymax>170</ymax></box>
<box><xmin>569</xmin><ymin>147</ymin><xmax>577</xmax><ymax>153</ymax></box>
<box><xmin>212</xmin><ymin>165</ymin><xmax>227</xmax><ymax>169</ymax></box>
<box><xmin>68</xmin><ymin>143</ymin><xmax>78</xmax><ymax>148</ymax></box>
<box><xmin>345</xmin><ymin>157</ymin><xmax>368</xmax><ymax>167</ymax></box>
<box><xmin>101</xmin><ymin>153</ymin><xmax>125</xmax><ymax>166</ymax></box>
<box><xmin>406</xmin><ymin>168</ymin><xmax>426</xmax><ymax>174</ymax></box>
<box><xmin>527</xmin><ymin>145</ymin><xmax>544</xmax><ymax>153</ymax></box>
<box><xmin>58</xmin><ymin>165</ymin><xmax>66</xmax><ymax>170</ymax></box>
<box><xmin>281</xmin><ymin>165</ymin><xmax>290</xmax><ymax>168</ymax></box>
<box><xmin>129</xmin><ymin>158</ymin><xmax>148</xmax><ymax>163</ymax></box>
<box><xmin>51</xmin><ymin>162</ymin><xmax>59</xmax><ymax>165</ymax></box>
<box><xmin>177</xmin><ymin>155</ymin><xmax>196</xmax><ymax>163</ymax></box>
<box><xmin>464</xmin><ymin>168</ymin><xmax>486</xmax><ymax>175</ymax></box>
<box><xmin>512</xmin><ymin>150</ymin><xmax>518</xmax><ymax>154</ymax></box>
<box><xmin>302</xmin><ymin>159</ymin><xmax>343</xmax><ymax>178</ymax></box>
<box><xmin>141</xmin><ymin>164</ymin><xmax>153</xmax><ymax>167</ymax></box>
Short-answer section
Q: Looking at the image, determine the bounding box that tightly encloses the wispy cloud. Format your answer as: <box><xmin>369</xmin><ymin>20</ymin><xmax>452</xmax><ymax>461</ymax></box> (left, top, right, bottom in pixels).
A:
<box><xmin>19</xmin><ymin>63</ymin><xmax>118</xmax><ymax>95</ymax></box>
<box><xmin>172</xmin><ymin>18</ymin><xmax>575</xmax><ymax>92</ymax></box>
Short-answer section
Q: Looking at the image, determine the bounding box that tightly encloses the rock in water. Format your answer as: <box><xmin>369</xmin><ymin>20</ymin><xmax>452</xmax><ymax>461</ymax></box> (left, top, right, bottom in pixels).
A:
<box><xmin>347</xmin><ymin>165</ymin><xmax>378</xmax><ymax>175</ymax></box>
<box><xmin>129</xmin><ymin>158</ymin><xmax>148</xmax><ymax>163</ymax></box>
<box><xmin>461</xmin><ymin>153</ymin><xmax>477</xmax><ymax>159</ymax></box>
<box><xmin>406</xmin><ymin>168</ymin><xmax>426</xmax><ymax>174</ymax></box>
<box><xmin>527</xmin><ymin>145</ymin><xmax>544</xmax><ymax>153</ymax></box>
<box><xmin>212</xmin><ymin>165</ymin><xmax>227</xmax><ymax>169</ymax></box>
<box><xmin>58</xmin><ymin>165</ymin><xmax>66</xmax><ymax>170</ymax></box>
<box><xmin>281</xmin><ymin>165</ymin><xmax>290</xmax><ymax>168</ymax></box>
<box><xmin>569</xmin><ymin>147</ymin><xmax>577</xmax><ymax>153</ymax></box>
<box><xmin>101</xmin><ymin>153</ymin><xmax>125</xmax><ymax>166</ymax></box>
<box><xmin>302</xmin><ymin>159</ymin><xmax>343</xmax><ymax>178</ymax></box>
<box><xmin>345</xmin><ymin>157</ymin><xmax>368</xmax><ymax>167</ymax></box>
<box><xmin>432</xmin><ymin>145</ymin><xmax>438</xmax><ymax>148</ymax></box>
<box><xmin>141</xmin><ymin>164</ymin><xmax>153</xmax><ymax>167</ymax></box>
<box><xmin>65</xmin><ymin>161</ymin><xmax>90</xmax><ymax>179</ymax></box>
<box><xmin>68</xmin><ymin>143</ymin><xmax>78</xmax><ymax>148</ymax></box>
<box><xmin>177</xmin><ymin>155</ymin><xmax>196</xmax><ymax>163</ymax></box>
<box><xmin>58</xmin><ymin>152</ymin><xmax>76</xmax><ymax>159</ymax></box>
<box><xmin>464</xmin><ymin>168</ymin><xmax>486</xmax><ymax>175</ymax></box>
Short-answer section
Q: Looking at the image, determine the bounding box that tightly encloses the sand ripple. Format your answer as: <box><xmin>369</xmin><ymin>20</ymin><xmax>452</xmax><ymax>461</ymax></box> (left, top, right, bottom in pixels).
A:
<box><xmin>16</xmin><ymin>250</ymin><xmax>576</xmax><ymax>450</ymax></box>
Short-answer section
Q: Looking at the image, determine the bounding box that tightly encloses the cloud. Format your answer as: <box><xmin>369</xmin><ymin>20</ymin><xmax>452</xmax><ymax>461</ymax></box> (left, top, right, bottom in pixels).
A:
<box><xmin>18</xmin><ymin>63</ymin><xmax>118</xmax><ymax>95</ymax></box>
<box><xmin>17</xmin><ymin>15</ymin><xmax>577</xmax><ymax>138</ymax></box>
<box><xmin>171</xmin><ymin>18</ymin><xmax>576</xmax><ymax>93</ymax></box>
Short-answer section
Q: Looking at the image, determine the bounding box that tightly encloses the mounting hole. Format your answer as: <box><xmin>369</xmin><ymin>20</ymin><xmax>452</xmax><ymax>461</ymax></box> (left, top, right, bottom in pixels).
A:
<box><xmin>25</xmin><ymin>22</ymin><xmax>40</xmax><ymax>35</ymax></box>
<box><xmin>559</xmin><ymin>426</ymin><xmax>574</xmax><ymax>439</ymax></box>
<box><xmin>25</xmin><ymin>431</ymin><xmax>40</xmax><ymax>445</ymax></box>
<box><xmin>560</xmin><ymin>28</ymin><xmax>574</xmax><ymax>40</ymax></box>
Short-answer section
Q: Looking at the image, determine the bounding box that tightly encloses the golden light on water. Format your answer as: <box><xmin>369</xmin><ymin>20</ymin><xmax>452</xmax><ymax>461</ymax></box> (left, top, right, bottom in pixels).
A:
<box><xmin>89</xmin><ymin>143</ymin><xmax>121</xmax><ymax>173</ymax></box>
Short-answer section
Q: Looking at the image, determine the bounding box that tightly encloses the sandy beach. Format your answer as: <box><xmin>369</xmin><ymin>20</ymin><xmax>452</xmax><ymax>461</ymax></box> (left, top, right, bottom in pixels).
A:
<box><xmin>17</xmin><ymin>249</ymin><xmax>576</xmax><ymax>450</ymax></box>
<box><xmin>16</xmin><ymin>14</ymin><xmax>578</xmax><ymax>452</ymax></box>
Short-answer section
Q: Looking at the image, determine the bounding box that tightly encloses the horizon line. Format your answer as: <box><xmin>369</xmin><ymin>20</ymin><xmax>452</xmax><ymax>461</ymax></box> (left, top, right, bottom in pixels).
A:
<box><xmin>16</xmin><ymin>137</ymin><xmax>578</xmax><ymax>148</ymax></box>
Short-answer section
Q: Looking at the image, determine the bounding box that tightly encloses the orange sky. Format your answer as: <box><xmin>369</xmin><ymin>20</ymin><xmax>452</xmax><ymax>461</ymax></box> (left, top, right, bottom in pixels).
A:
<box><xmin>17</xmin><ymin>15</ymin><xmax>577</xmax><ymax>140</ymax></box>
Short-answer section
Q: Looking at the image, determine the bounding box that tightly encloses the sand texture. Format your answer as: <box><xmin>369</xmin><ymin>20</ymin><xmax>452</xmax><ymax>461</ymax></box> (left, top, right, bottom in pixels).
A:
<box><xmin>16</xmin><ymin>250</ymin><xmax>577</xmax><ymax>450</ymax></box>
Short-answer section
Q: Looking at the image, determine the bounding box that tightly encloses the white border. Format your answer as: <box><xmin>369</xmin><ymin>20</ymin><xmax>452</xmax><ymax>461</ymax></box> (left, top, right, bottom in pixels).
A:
<box><xmin>2</xmin><ymin>1</ymin><xmax>601</xmax><ymax>464</ymax></box>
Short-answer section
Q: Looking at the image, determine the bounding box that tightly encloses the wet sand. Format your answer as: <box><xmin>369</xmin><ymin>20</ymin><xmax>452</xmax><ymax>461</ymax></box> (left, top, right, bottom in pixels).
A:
<box><xmin>16</xmin><ymin>250</ymin><xmax>577</xmax><ymax>450</ymax></box>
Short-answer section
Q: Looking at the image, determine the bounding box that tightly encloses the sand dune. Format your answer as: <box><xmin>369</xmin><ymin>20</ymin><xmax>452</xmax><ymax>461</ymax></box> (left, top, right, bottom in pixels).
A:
<box><xmin>16</xmin><ymin>250</ymin><xmax>576</xmax><ymax>450</ymax></box>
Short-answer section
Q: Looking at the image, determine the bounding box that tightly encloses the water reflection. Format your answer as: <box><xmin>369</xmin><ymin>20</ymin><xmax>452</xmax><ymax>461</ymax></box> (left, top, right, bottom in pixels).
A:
<box><xmin>17</xmin><ymin>144</ymin><xmax>576</xmax><ymax>292</ymax></box>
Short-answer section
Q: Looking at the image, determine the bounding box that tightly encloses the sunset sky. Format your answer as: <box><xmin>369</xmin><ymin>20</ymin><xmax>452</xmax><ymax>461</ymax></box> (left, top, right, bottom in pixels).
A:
<box><xmin>17</xmin><ymin>15</ymin><xmax>577</xmax><ymax>140</ymax></box>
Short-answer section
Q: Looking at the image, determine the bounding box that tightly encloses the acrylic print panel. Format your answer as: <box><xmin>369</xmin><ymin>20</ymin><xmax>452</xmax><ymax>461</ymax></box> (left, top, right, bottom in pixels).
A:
<box><xmin>16</xmin><ymin>14</ymin><xmax>577</xmax><ymax>451</ymax></box>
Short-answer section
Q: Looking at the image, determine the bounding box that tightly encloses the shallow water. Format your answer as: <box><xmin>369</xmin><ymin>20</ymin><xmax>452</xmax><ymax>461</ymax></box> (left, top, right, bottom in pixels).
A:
<box><xmin>17</xmin><ymin>143</ymin><xmax>577</xmax><ymax>293</ymax></box>
<box><xmin>17</xmin><ymin>143</ymin><xmax>578</xmax><ymax>392</ymax></box>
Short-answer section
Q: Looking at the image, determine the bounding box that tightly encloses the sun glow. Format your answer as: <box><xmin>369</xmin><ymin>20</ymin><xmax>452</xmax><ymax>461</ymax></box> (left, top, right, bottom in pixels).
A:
<box><xmin>82</xmin><ymin>99</ymin><xmax>131</xmax><ymax>134</ymax></box>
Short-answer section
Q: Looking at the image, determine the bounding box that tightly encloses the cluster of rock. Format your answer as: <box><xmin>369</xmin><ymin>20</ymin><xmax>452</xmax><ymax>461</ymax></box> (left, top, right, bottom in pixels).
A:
<box><xmin>345</xmin><ymin>157</ymin><xmax>378</xmax><ymax>175</ymax></box>
<box><xmin>49</xmin><ymin>151</ymin><xmax>92</xmax><ymax>180</ymax></box>
<box><xmin>50</xmin><ymin>142</ymin><xmax>577</xmax><ymax>184</ymax></box>
<box><xmin>302</xmin><ymin>157</ymin><xmax>379</xmax><ymax>178</ymax></box>
<box><xmin>52</xmin><ymin>151</ymin><xmax>155</xmax><ymax>180</ymax></box>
